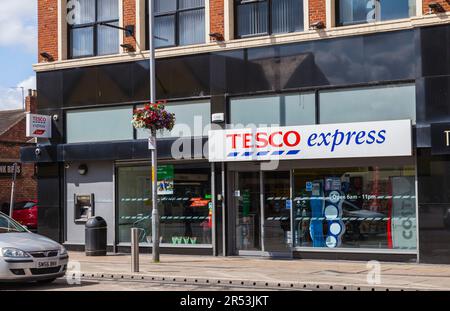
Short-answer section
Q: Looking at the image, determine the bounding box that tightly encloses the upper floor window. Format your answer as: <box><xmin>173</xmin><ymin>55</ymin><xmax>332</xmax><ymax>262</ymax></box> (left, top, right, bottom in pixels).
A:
<box><xmin>319</xmin><ymin>83</ymin><xmax>416</xmax><ymax>124</ymax></box>
<box><xmin>229</xmin><ymin>92</ymin><xmax>315</xmax><ymax>128</ymax></box>
<box><xmin>150</xmin><ymin>0</ymin><xmax>206</xmax><ymax>49</ymax></box>
<box><xmin>235</xmin><ymin>0</ymin><xmax>304</xmax><ymax>38</ymax></box>
<box><xmin>66</xmin><ymin>106</ymin><xmax>134</xmax><ymax>144</ymax></box>
<box><xmin>68</xmin><ymin>0</ymin><xmax>119</xmax><ymax>58</ymax></box>
<box><xmin>137</xmin><ymin>100</ymin><xmax>211</xmax><ymax>139</ymax></box>
<box><xmin>336</xmin><ymin>0</ymin><xmax>416</xmax><ymax>26</ymax></box>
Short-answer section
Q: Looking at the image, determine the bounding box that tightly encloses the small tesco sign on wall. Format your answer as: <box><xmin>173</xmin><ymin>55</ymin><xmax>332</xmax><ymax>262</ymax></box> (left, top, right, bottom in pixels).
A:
<box><xmin>208</xmin><ymin>120</ymin><xmax>412</xmax><ymax>162</ymax></box>
<box><xmin>26</xmin><ymin>113</ymin><xmax>52</xmax><ymax>138</ymax></box>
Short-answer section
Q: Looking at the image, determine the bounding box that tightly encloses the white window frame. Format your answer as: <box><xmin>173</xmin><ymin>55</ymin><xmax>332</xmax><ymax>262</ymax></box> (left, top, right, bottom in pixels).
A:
<box><xmin>205</xmin><ymin>0</ymin><xmax>211</xmax><ymax>43</ymax></box>
<box><xmin>58</xmin><ymin>0</ymin><xmax>123</xmax><ymax>60</ymax></box>
<box><xmin>119</xmin><ymin>0</ymin><xmax>124</xmax><ymax>52</ymax></box>
<box><xmin>224</xmin><ymin>0</ymin><xmax>233</xmax><ymax>40</ymax></box>
<box><xmin>136</xmin><ymin>0</ymin><xmax>146</xmax><ymax>51</ymax></box>
<box><xmin>58</xmin><ymin>0</ymin><xmax>68</xmax><ymax>60</ymax></box>
<box><xmin>139</xmin><ymin>0</ymin><xmax>209</xmax><ymax>50</ymax></box>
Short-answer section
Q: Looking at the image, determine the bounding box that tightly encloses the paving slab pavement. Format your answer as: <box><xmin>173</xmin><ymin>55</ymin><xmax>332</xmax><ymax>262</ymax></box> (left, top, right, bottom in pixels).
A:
<box><xmin>67</xmin><ymin>252</ymin><xmax>450</xmax><ymax>291</ymax></box>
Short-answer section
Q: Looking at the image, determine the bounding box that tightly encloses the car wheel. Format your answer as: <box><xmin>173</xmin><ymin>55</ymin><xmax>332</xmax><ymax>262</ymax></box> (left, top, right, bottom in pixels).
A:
<box><xmin>36</xmin><ymin>278</ymin><xmax>57</xmax><ymax>284</ymax></box>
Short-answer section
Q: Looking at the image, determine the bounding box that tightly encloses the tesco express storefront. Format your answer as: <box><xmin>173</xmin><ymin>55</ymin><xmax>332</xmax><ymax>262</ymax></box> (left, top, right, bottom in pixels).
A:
<box><xmin>22</xmin><ymin>25</ymin><xmax>450</xmax><ymax>263</ymax></box>
<box><xmin>208</xmin><ymin>119</ymin><xmax>418</xmax><ymax>261</ymax></box>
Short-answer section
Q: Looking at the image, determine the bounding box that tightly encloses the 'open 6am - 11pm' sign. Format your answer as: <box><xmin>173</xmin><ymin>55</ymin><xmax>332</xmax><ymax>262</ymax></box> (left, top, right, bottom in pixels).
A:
<box><xmin>208</xmin><ymin>120</ymin><xmax>412</xmax><ymax>162</ymax></box>
<box><xmin>26</xmin><ymin>113</ymin><xmax>52</xmax><ymax>138</ymax></box>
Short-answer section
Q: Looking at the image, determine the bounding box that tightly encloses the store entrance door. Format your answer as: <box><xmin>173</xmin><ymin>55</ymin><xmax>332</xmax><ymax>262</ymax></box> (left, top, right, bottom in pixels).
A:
<box><xmin>231</xmin><ymin>170</ymin><xmax>292</xmax><ymax>257</ymax></box>
<box><xmin>233</xmin><ymin>171</ymin><xmax>262</xmax><ymax>254</ymax></box>
<box><xmin>262</xmin><ymin>171</ymin><xmax>292</xmax><ymax>257</ymax></box>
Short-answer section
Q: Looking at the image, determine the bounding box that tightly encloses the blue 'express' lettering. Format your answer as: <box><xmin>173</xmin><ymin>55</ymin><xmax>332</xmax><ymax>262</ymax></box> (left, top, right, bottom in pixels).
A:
<box><xmin>307</xmin><ymin>129</ymin><xmax>387</xmax><ymax>152</ymax></box>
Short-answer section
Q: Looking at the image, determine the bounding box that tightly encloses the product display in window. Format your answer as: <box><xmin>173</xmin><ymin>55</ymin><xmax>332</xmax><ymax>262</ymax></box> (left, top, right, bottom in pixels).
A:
<box><xmin>293</xmin><ymin>166</ymin><xmax>417</xmax><ymax>250</ymax></box>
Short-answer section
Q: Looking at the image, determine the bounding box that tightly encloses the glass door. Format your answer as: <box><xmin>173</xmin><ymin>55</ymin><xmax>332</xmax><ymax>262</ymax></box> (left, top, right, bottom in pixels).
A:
<box><xmin>234</xmin><ymin>172</ymin><xmax>262</xmax><ymax>253</ymax></box>
<box><xmin>263</xmin><ymin>171</ymin><xmax>292</xmax><ymax>255</ymax></box>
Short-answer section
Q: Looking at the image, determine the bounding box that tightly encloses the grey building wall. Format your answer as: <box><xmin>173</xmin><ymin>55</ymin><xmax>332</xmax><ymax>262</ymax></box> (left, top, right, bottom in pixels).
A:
<box><xmin>65</xmin><ymin>161</ymin><xmax>114</xmax><ymax>245</ymax></box>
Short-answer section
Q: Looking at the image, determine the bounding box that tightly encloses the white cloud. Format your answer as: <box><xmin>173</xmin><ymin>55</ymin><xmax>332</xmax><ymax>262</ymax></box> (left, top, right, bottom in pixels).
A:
<box><xmin>0</xmin><ymin>1</ymin><xmax>37</xmax><ymax>111</ymax></box>
<box><xmin>0</xmin><ymin>75</ymin><xmax>36</xmax><ymax>111</ymax></box>
<box><xmin>18</xmin><ymin>75</ymin><xmax>36</xmax><ymax>90</ymax></box>
<box><xmin>0</xmin><ymin>1</ymin><xmax>37</xmax><ymax>51</ymax></box>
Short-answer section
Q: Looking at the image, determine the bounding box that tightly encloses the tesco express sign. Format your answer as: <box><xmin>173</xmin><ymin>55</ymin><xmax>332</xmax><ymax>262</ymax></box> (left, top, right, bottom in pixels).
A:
<box><xmin>208</xmin><ymin>120</ymin><xmax>412</xmax><ymax>162</ymax></box>
<box><xmin>26</xmin><ymin>113</ymin><xmax>52</xmax><ymax>138</ymax></box>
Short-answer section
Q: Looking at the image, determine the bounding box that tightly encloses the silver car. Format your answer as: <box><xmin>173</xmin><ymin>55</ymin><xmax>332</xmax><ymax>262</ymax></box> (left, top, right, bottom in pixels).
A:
<box><xmin>0</xmin><ymin>212</ymin><xmax>69</xmax><ymax>283</ymax></box>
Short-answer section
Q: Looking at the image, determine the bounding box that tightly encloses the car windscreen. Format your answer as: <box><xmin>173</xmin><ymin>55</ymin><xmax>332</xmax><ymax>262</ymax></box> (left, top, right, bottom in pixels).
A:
<box><xmin>0</xmin><ymin>213</ymin><xmax>27</xmax><ymax>233</ymax></box>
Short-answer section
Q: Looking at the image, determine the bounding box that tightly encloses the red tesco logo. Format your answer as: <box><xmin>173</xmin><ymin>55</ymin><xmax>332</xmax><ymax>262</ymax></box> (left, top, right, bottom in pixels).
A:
<box><xmin>33</xmin><ymin>116</ymin><xmax>47</xmax><ymax>122</ymax></box>
<box><xmin>226</xmin><ymin>131</ymin><xmax>301</xmax><ymax>149</ymax></box>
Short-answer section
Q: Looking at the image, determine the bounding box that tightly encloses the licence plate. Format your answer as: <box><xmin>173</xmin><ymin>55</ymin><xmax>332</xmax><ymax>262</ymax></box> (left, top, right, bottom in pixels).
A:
<box><xmin>38</xmin><ymin>261</ymin><xmax>57</xmax><ymax>268</ymax></box>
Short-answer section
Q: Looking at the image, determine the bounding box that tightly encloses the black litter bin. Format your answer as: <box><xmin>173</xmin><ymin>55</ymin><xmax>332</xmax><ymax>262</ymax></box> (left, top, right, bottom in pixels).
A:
<box><xmin>85</xmin><ymin>216</ymin><xmax>107</xmax><ymax>256</ymax></box>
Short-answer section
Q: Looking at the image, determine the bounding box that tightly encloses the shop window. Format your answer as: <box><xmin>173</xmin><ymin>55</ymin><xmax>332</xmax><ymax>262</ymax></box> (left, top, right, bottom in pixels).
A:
<box><xmin>335</xmin><ymin>0</ymin><xmax>416</xmax><ymax>27</ymax></box>
<box><xmin>293</xmin><ymin>165</ymin><xmax>417</xmax><ymax>250</ymax></box>
<box><xmin>146</xmin><ymin>0</ymin><xmax>206</xmax><ymax>49</ymax></box>
<box><xmin>319</xmin><ymin>84</ymin><xmax>416</xmax><ymax>125</ymax></box>
<box><xmin>235</xmin><ymin>0</ymin><xmax>304</xmax><ymax>38</ymax></box>
<box><xmin>117</xmin><ymin>163</ymin><xmax>212</xmax><ymax>245</ymax></box>
<box><xmin>229</xmin><ymin>92</ymin><xmax>315</xmax><ymax>128</ymax></box>
<box><xmin>136</xmin><ymin>100</ymin><xmax>211</xmax><ymax>139</ymax></box>
<box><xmin>68</xmin><ymin>0</ymin><xmax>120</xmax><ymax>58</ymax></box>
<box><xmin>66</xmin><ymin>106</ymin><xmax>134</xmax><ymax>143</ymax></box>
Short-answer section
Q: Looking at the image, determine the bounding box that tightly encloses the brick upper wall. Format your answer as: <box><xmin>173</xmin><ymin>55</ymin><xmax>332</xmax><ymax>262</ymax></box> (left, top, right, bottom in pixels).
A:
<box><xmin>210</xmin><ymin>0</ymin><xmax>224</xmax><ymax>40</ymax></box>
<box><xmin>423</xmin><ymin>0</ymin><xmax>450</xmax><ymax>13</ymax></box>
<box><xmin>38</xmin><ymin>0</ymin><xmax>58</xmax><ymax>63</ymax></box>
<box><xmin>36</xmin><ymin>0</ymin><xmax>450</xmax><ymax>64</ymax></box>
<box><xmin>309</xmin><ymin>0</ymin><xmax>327</xmax><ymax>28</ymax></box>
<box><xmin>123</xmin><ymin>0</ymin><xmax>136</xmax><ymax>49</ymax></box>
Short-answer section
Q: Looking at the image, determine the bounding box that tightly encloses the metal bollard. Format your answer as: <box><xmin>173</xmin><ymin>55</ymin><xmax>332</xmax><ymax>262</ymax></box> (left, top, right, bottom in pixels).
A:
<box><xmin>131</xmin><ymin>228</ymin><xmax>139</xmax><ymax>272</ymax></box>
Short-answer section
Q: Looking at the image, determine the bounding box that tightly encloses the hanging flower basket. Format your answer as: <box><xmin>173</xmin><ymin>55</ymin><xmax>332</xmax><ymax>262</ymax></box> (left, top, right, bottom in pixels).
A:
<box><xmin>132</xmin><ymin>102</ymin><xmax>175</xmax><ymax>135</ymax></box>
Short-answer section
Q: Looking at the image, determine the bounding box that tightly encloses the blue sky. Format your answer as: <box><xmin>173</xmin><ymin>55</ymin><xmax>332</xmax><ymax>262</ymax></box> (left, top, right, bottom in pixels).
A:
<box><xmin>0</xmin><ymin>1</ymin><xmax>37</xmax><ymax>111</ymax></box>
